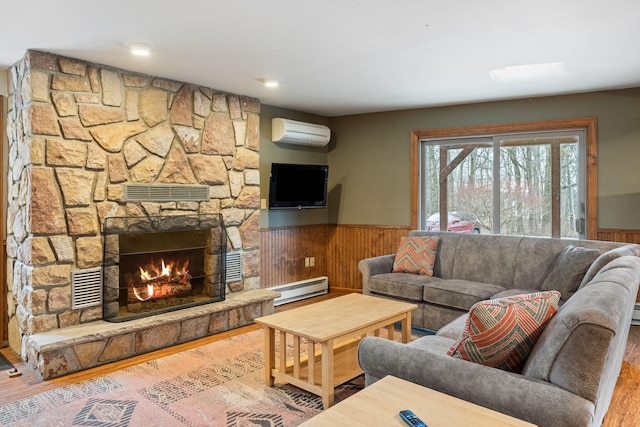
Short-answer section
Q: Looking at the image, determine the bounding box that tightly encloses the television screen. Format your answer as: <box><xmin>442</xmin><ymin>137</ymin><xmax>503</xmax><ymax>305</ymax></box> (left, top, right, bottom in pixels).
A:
<box><xmin>269</xmin><ymin>163</ymin><xmax>329</xmax><ymax>209</ymax></box>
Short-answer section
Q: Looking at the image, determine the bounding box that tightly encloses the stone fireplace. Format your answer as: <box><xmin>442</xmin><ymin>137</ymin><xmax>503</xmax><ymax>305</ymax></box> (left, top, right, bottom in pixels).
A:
<box><xmin>5</xmin><ymin>51</ymin><xmax>277</xmax><ymax>378</ymax></box>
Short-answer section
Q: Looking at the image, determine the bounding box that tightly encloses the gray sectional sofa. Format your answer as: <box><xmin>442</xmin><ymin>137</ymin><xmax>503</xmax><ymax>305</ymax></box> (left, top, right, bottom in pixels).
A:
<box><xmin>359</xmin><ymin>231</ymin><xmax>640</xmax><ymax>331</ymax></box>
<box><xmin>357</xmin><ymin>231</ymin><xmax>640</xmax><ymax>427</ymax></box>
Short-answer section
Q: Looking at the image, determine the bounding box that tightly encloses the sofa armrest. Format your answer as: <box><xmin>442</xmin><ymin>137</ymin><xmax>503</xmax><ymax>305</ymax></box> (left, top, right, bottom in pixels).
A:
<box><xmin>358</xmin><ymin>254</ymin><xmax>395</xmax><ymax>295</ymax></box>
<box><xmin>357</xmin><ymin>337</ymin><xmax>596</xmax><ymax>427</ymax></box>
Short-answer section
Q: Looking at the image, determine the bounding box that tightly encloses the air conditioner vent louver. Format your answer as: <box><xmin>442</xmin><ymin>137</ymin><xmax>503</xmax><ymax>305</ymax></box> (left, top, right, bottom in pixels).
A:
<box><xmin>226</xmin><ymin>252</ymin><xmax>242</xmax><ymax>283</ymax></box>
<box><xmin>72</xmin><ymin>268</ymin><xmax>102</xmax><ymax>309</ymax></box>
<box><xmin>125</xmin><ymin>185</ymin><xmax>209</xmax><ymax>202</ymax></box>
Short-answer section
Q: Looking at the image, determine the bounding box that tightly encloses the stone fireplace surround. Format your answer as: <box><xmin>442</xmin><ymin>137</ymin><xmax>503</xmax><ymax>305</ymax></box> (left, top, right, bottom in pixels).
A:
<box><xmin>5</xmin><ymin>50</ymin><xmax>277</xmax><ymax>379</ymax></box>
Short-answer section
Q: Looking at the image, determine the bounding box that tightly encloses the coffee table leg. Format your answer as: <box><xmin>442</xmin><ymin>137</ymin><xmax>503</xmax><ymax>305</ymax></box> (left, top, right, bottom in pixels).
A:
<box><xmin>401</xmin><ymin>313</ymin><xmax>412</xmax><ymax>343</ymax></box>
<box><xmin>308</xmin><ymin>340</ymin><xmax>315</xmax><ymax>386</ymax></box>
<box><xmin>264</xmin><ymin>327</ymin><xmax>275</xmax><ymax>386</ymax></box>
<box><xmin>321</xmin><ymin>339</ymin><xmax>335</xmax><ymax>409</ymax></box>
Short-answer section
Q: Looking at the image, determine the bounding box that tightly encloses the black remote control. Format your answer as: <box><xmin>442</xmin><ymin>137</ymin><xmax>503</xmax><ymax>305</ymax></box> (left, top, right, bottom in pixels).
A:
<box><xmin>399</xmin><ymin>409</ymin><xmax>427</xmax><ymax>427</ymax></box>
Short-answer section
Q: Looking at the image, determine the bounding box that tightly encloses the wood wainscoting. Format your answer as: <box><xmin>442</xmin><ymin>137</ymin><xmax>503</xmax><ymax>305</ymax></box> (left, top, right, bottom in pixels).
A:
<box><xmin>260</xmin><ymin>225</ymin><xmax>329</xmax><ymax>289</ymax></box>
<box><xmin>325</xmin><ymin>224</ymin><xmax>411</xmax><ymax>290</ymax></box>
<box><xmin>260</xmin><ymin>224</ymin><xmax>409</xmax><ymax>291</ymax></box>
<box><xmin>597</xmin><ymin>229</ymin><xmax>640</xmax><ymax>244</ymax></box>
<box><xmin>260</xmin><ymin>225</ymin><xmax>640</xmax><ymax>294</ymax></box>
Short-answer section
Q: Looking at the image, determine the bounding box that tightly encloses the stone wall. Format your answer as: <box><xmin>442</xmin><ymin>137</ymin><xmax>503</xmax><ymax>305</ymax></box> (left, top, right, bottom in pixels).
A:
<box><xmin>5</xmin><ymin>50</ymin><xmax>261</xmax><ymax>357</ymax></box>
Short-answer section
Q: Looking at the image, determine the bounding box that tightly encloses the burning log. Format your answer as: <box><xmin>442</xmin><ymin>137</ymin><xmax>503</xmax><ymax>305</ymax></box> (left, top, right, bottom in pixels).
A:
<box><xmin>127</xmin><ymin>274</ymin><xmax>192</xmax><ymax>303</ymax></box>
<box><xmin>125</xmin><ymin>257</ymin><xmax>193</xmax><ymax>304</ymax></box>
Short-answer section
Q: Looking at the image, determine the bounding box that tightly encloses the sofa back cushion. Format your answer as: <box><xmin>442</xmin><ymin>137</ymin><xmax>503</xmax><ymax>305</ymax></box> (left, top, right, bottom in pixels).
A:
<box><xmin>409</xmin><ymin>231</ymin><xmax>462</xmax><ymax>279</ymax></box>
<box><xmin>580</xmin><ymin>243</ymin><xmax>640</xmax><ymax>287</ymax></box>
<box><xmin>541</xmin><ymin>244</ymin><xmax>600</xmax><ymax>301</ymax></box>
<box><xmin>521</xmin><ymin>256</ymin><xmax>640</xmax><ymax>403</ymax></box>
<box><xmin>407</xmin><ymin>231</ymin><xmax>626</xmax><ymax>292</ymax></box>
<box><xmin>409</xmin><ymin>231</ymin><xmax>523</xmax><ymax>286</ymax></box>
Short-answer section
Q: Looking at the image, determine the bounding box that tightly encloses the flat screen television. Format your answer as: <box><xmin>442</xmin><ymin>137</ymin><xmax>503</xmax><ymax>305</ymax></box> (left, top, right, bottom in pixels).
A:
<box><xmin>269</xmin><ymin>163</ymin><xmax>329</xmax><ymax>209</ymax></box>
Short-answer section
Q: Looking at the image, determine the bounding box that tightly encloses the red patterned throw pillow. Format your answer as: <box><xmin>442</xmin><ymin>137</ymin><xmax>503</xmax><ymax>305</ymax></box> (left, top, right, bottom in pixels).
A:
<box><xmin>392</xmin><ymin>236</ymin><xmax>439</xmax><ymax>276</ymax></box>
<box><xmin>447</xmin><ymin>291</ymin><xmax>560</xmax><ymax>372</ymax></box>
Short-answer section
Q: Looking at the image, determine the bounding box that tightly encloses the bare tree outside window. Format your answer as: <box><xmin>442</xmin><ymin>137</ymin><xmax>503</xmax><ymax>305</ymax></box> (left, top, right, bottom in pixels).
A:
<box><xmin>419</xmin><ymin>132</ymin><xmax>583</xmax><ymax>238</ymax></box>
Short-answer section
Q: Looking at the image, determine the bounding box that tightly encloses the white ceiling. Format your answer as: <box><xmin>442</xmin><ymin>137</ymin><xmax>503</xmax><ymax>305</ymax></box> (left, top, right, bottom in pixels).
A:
<box><xmin>2</xmin><ymin>0</ymin><xmax>639</xmax><ymax>117</ymax></box>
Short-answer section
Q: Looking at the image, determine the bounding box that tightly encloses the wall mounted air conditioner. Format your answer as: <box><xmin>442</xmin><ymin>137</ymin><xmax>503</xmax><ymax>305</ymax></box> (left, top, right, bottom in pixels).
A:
<box><xmin>272</xmin><ymin>118</ymin><xmax>331</xmax><ymax>147</ymax></box>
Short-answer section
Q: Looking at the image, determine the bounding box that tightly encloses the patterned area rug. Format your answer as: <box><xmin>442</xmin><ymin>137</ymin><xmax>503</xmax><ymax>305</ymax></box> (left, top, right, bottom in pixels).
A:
<box><xmin>0</xmin><ymin>330</ymin><xmax>366</xmax><ymax>427</ymax></box>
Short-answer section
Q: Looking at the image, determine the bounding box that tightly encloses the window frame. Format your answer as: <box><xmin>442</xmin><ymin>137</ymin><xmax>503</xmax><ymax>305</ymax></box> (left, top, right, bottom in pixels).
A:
<box><xmin>410</xmin><ymin>117</ymin><xmax>598</xmax><ymax>239</ymax></box>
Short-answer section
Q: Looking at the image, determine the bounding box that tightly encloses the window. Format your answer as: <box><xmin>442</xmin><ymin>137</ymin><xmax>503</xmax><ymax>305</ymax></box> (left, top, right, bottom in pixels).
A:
<box><xmin>410</xmin><ymin>118</ymin><xmax>597</xmax><ymax>239</ymax></box>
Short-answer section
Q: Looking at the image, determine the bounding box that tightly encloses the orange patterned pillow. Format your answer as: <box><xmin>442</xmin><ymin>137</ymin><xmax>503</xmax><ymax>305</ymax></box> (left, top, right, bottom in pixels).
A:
<box><xmin>447</xmin><ymin>291</ymin><xmax>560</xmax><ymax>372</ymax></box>
<box><xmin>392</xmin><ymin>236</ymin><xmax>439</xmax><ymax>276</ymax></box>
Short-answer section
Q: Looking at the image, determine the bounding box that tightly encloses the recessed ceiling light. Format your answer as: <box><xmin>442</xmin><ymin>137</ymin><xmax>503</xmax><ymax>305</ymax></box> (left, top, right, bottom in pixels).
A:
<box><xmin>128</xmin><ymin>43</ymin><xmax>152</xmax><ymax>56</ymax></box>
<box><xmin>261</xmin><ymin>78</ymin><xmax>279</xmax><ymax>88</ymax></box>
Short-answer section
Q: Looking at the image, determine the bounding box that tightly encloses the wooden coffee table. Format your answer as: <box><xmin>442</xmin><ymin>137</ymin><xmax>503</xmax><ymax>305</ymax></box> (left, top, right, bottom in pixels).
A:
<box><xmin>254</xmin><ymin>293</ymin><xmax>417</xmax><ymax>409</ymax></box>
<box><xmin>300</xmin><ymin>375</ymin><xmax>537</xmax><ymax>426</ymax></box>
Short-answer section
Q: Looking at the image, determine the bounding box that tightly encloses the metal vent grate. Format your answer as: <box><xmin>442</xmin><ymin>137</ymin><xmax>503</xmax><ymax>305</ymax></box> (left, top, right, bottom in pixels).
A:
<box><xmin>125</xmin><ymin>185</ymin><xmax>209</xmax><ymax>202</ymax></box>
<box><xmin>72</xmin><ymin>267</ymin><xmax>103</xmax><ymax>309</ymax></box>
<box><xmin>225</xmin><ymin>252</ymin><xmax>242</xmax><ymax>283</ymax></box>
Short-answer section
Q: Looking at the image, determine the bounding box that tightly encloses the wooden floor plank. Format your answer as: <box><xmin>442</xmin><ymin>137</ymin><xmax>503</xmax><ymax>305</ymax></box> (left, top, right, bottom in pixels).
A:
<box><xmin>602</xmin><ymin>325</ymin><xmax>640</xmax><ymax>427</ymax></box>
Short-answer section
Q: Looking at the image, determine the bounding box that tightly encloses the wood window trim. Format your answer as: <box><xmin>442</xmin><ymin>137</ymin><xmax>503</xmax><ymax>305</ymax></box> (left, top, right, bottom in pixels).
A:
<box><xmin>410</xmin><ymin>117</ymin><xmax>598</xmax><ymax>239</ymax></box>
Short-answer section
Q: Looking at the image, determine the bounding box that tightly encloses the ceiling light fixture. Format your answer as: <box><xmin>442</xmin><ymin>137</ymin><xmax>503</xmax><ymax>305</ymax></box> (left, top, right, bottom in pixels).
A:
<box><xmin>489</xmin><ymin>62</ymin><xmax>570</xmax><ymax>84</ymax></box>
<box><xmin>262</xmin><ymin>78</ymin><xmax>279</xmax><ymax>88</ymax></box>
<box><xmin>128</xmin><ymin>43</ymin><xmax>152</xmax><ymax>57</ymax></box>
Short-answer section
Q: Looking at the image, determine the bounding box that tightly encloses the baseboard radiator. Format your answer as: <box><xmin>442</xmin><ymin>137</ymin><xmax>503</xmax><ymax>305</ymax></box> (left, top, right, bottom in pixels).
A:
<box><xmin>269</xmin><ymin>276</ymin><xmax>329</xmax><ymax>306</ymax></box>
<box><xmin>633</xmin><ymin>302</ymin><xmax>640</xmax><ymax>325</ymax></box>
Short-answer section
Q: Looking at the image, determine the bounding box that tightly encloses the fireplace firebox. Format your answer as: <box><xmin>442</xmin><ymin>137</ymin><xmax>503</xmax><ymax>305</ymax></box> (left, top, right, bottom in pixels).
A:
<box><xmin>102</xmin><ymin>214</ymin><xmax>227</xmax><ymax>322</ymax></box>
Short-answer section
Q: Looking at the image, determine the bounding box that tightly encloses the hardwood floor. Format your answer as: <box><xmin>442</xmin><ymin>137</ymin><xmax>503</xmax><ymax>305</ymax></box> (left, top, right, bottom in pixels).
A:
<box><xmin>1</xmin><ymin>290</ymin><xmax>639</xmax><ymax>426</ymax></box>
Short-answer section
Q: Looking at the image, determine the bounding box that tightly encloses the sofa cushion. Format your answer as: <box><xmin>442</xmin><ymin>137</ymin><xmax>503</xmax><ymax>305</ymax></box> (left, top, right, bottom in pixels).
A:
<box><xmin>392</xmin><ymin>236</ymin><xmax>439</xmax><ymax>276</ymax></box>
<box><xmin>447</xmin><ymin>291</ymin><xmax>560</xmax><ymax>372</ymax></box>
<box><xmin>580</xmin><ymin>244</ymin><xmax>640</xmax><ymax>288</ymax></box>
<box><xmin>448</xmin><ymin>234</ymin><xmax>522</xmax><ymax>288</ymax></box>
<box><xmin>369</xmin><ymin>273</ymin><xmax>443</xmax><ymax>301</ymax></box>
<box><xmin>541</xmin><ymin>244</ymin><xmax>599</xmax><ymax>301</ymax></box>
<box><xmin>423</xmin><ymin>279</ymin><xmax>506</xmax><ymax>311</ymax></box>
<box><xmin>436</xmin><ymin>313</ymin><xmax>468</xmax><ymax>340</ymax></box>
<box><xmin>407</xmin><ymin>334</ymin><xmax>456</xmax><ymax>353</ymax></box>
<box><xmin>491</xmin><ymin>288</ymin><xmax>540</xmax><ymax>299</ymax></box>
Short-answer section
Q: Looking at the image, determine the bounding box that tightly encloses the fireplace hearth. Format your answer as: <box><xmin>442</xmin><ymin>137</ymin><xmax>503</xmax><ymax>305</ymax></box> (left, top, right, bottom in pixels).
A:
<box><xmin>103</xmin><ymin>214</ymin><xmax>227</xmax><ymax>322</ymax></box>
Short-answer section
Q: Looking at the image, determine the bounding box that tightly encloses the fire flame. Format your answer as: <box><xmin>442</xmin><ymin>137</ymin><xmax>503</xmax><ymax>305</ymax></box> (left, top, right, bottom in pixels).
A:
<box><xmin>131</xmin><ymin>258</ymin><xmax>190</xmax><ymax>302</ymax></box>
<box><xmin>132</xmin><ymin>284</ymin><xmax>154</xmax><ymax>301</ymax></box>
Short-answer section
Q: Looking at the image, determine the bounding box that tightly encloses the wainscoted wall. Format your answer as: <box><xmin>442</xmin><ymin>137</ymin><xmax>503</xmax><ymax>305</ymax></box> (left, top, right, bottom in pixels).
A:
<box><xmin>325</xmin><ymin>225</ymin><xmax>411</xmax><ymax>289</ymax></box>
<box><xmin>259</xmin><ymin>225</ymin><xmax>328</xmax><ymax>288</ymax></box>
<box><xmin>261</xmin><ymin>225</ymin><xmax>640</xmax><ymax>294</ymax></box>
<box><xmin>260</xmin><ymin>224</ymin><xmax>409</xmax><ymax>290</ymax></box>
<box><xmin>597</xmin><ymin>229</ymin><xmax>640</xmax><ymax>244</ymax></box>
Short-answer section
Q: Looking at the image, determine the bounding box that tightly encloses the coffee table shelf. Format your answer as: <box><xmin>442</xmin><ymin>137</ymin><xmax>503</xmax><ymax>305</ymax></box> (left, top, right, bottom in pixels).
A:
<box><xmin>277</xmin><ymin>337</ymin><xmax>362</xmax><ymax>389</ymax></box>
